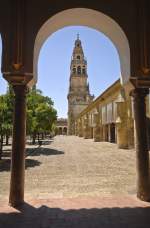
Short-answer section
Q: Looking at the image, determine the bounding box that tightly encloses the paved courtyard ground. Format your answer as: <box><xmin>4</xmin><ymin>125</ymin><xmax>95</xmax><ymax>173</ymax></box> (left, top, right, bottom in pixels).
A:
<box><xmin>0</xmin><ymin>136</ymin><xmax>150</xmax><ymax>228</ymax></box>
<box><xmin>0</xmin><ymin>135</ymin><xmax>137</xmax><ymax>200</ymax></box>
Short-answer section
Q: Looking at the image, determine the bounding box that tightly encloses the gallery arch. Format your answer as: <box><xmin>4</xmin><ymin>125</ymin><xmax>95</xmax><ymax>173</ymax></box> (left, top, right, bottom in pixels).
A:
<box><xmin>56</xmin><ymin>118</ymin><xmax>68</xmax><ymax>135</ymax></box>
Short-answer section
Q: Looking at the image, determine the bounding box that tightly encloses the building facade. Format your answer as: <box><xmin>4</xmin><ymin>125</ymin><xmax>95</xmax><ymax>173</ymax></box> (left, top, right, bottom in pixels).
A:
<box><xmin>75</xmin><ymin>80</ymin><xmax>133</xmax><ymax>149</ymax></box>
<box><xmin>67</xmin><ymin>35</ymin><xmax>94</xmax><ymax>135</ymax></box>
<box><xmin>75</xmin><ymin>79</ymin><xmax>150</xmax><ymax>149</ymax></box>
<box><xmin>56</xmin><ymin>118</ymin><xmax>68</xmax><ymax>135</ymax></box>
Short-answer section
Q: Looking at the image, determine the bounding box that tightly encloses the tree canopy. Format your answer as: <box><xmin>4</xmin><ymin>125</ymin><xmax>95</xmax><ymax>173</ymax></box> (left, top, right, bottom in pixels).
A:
<box><xmin>0</xmin><ymin>86</ymin><xmax>14</xmax><ymax>159</ymax></box>
<box><xmin>0</xmin><ymin>85</ymin><xmax>57</xmax><ymax>159</ymax></box>
<box><xmin>26</xmin><ymin>87</ymin><xmax>57</xmax><ymax>143</ymax></box>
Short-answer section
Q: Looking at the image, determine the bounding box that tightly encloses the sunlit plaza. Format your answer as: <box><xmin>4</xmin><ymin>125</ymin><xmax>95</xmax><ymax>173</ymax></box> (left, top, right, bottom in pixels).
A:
<box><xmin>0</xmin><ymin>135</ymin><xmax>136</xmax><ymax>200</ymax></box>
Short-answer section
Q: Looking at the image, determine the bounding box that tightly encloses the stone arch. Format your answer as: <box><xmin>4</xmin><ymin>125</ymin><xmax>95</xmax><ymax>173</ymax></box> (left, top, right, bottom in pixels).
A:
<box><xmin>82</xmin><ymin>67</ymin><xmax>86</xmax><ymax>74</ymax></box>
<box><xmin>32</xmin><ymin>8</ymin><xmax>130</xmax><ymax>87</ymax></box>
<box><xmin>58</xmin><ymin>127</ymin><xmax>63</xmax><ymax>135</ymax></box>
<box><xmin>77</xmin><ymin>66</ymin><xmax>81</xmax><ymax>74</ymax></box>
<box><xmin>63</xmin><ymin>127</ymin><xmax>67</xmax><ymax>135</ymax></box>
<box><xmin>72</xmin><ymin>67</ymin><xmax>76</xmax><ymax>74</ymax></box>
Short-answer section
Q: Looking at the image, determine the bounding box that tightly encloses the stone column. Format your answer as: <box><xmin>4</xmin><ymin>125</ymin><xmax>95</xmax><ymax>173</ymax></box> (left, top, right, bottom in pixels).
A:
<box><xmin>78</xmin><ymin>119</ymin><xmax>83</xmax><ymax>137</ymax></box>
<box><xmin>9</xmin><ymin>85</ymin><xmax>27</xmax><ymax>207</ymax></box>
<box><xmin>93</xmin><ymin>113</ymin><xmax>100</xmax><ymax>142</ymax></box>
<box><xmin>108</xmin><ymin>124</ymin><xmax>111</xmax><ymax>142</ymax></box>
<box><xmin>104</xmin><ymin>125</ymin><xmax>109</xmax><ymax>141</ymax></box>
<box><xmin>74</xmin><ymin>121</ymin><xmax>78</xmax><ymax>136</ymax></box>
<box><xmin>101</xmin><ymin>125</ymin><xmax>105</xmax><ymax>141</ymax></box>
<box><xmin>83</xmin><ymin>116</ymin><xmax>90</xmax><ymax>139</ymax></box>
<box><xmin>99</xmin><ymin>110</ymin><xmax>103</xmax><ymax>141</ymax></box>
<box><xmin>127</xmin><ymin>117</ymin><xmax>135</xmax><ymax>148</ymax></box>
<box><xmin>116</xmin><ymin>102</ymin><xmax>129</xmax><ymax>149</ymax></box>
<box><xmin>131</xmin><ymin>88</ymin><xmax>150</xmax><ymax>201</ymax></box>
<box><xmin>99</xmin><ymin>125</ymin><xmax>103</xmax><ymax>141</ymax></box>
<box><xmin>89</xmin><ymin>127</ymin><xmax>94</xmax><ymax>139</ymax></box>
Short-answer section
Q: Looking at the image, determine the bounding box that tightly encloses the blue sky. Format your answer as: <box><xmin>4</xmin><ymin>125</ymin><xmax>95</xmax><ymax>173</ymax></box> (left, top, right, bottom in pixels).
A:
<box><xmin>0</xmin><ymin>26</ymin><xmax>120</xmax><ymax>117</ymax></box>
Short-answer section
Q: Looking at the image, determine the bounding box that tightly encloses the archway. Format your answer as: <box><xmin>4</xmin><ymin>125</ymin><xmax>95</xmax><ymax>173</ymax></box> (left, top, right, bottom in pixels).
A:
<box><xmin>58</xmin><ymin>127</ymin><xmax>63</xmax><ymax>135</ymax></box>
<box><xmin>63</xmin><ymin>127</ymin><xmax>67</xmax><ymax>135</ymax></box>
<box><xmin>32</xmin><ymin>8</ymin><xmax>130</xmax><ymax>87</ymax></box>
<box><xmin>6</xmin><ymin>6</ymin><xmax>150</xmax><ymax>207</ymax></box>
<box><xmin>30</xmin><ymin>8</ymin><xmax>133</xmax><ymax>199</ymax></box>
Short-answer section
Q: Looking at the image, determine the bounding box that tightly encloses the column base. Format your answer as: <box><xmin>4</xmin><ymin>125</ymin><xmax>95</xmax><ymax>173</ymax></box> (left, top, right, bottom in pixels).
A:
<box><xmin>94</xmin><ymin>136</ymin><xmax>101</xmax><ymax>142</ymax></box>
<box><xmin>84</xmin><ymin>127</ymin><xmax>91</xmax><ymax>139</ymax></box>
<box><xmin>84</xmin><ymin>136</ymin><xmax>91</xmax><ymax>139</ymax></box>
<box><xmin>9</xmin><ymin>198</ymin><xmax>24</xmax><ymax>208</ymax></box>
<box><xmin>118</xmin><ymin>144</ymin><xmax>129</xmax><ymax>149</ymax></box>
<box><xmin>137</xmin><ymin>189</ymin><xmax>150</xmax><ymax>202</ymax></box>
<box><xmin>79</xmin><ymin>133</ymin><xmax>83</xmax><ymax>137</ymax></box>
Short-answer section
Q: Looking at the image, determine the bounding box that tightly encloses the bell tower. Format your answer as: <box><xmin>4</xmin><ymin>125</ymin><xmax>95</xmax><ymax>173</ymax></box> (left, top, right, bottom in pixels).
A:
<box><xmin>67</xmin><ymin>35</ymin><xmax>94</xmax><ymax>135</ymax></box>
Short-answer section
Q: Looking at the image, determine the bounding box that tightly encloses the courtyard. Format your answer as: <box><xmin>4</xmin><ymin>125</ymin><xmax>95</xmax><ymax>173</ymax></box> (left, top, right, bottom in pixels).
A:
<box><xmin>0</xmin><ymin>135</ymin><xmax>137</xmax><ymax>201</ymax></box>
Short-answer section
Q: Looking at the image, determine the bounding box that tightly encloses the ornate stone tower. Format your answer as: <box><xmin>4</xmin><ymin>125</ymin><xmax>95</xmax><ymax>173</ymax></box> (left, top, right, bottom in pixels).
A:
<box><xmin>67</xmin><ymin>35</ymin><xmax>94</xmax><ymax>135</ymax></box>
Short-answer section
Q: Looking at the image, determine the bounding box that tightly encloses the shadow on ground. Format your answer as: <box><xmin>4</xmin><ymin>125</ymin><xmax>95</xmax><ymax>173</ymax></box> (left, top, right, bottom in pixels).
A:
<box><xmin>0</xmin><ymin>147</ymin><xmax>64</xmax><ymax>171</ymax></box>
<box><xmin>0</xmin><ymin>159</ymin><xmax>41</xmax><ymax>172</ymax></box>
<box><xmin>26</xmin><ymin>147</ymin><xmax>64</xmax><ymax>157</ymax></box>
<box><xmin>27</xmin><ymin>139</ymin><xmax>54</xmax><ymax>146</ymax></box>
<box><xmin>0</xmin><ymin>202</ymin><xmax>150</xmax><ymax>228</ymax></box>
<box><xmin>1</xmin><ymin>150</ymin><xmax>11</xmax><ymax>157</ymax></box>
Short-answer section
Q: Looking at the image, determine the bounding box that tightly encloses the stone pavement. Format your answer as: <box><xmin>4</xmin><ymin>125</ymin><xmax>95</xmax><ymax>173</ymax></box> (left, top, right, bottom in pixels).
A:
<box><xmin>0</xmin><ymin>136</ymin><xmax>137</xmax><ymax>200</ymax></box>
<box><xmin>0</xmin><ymin>136</ymin><xmax>150</xmax><ymax>227</ymax></box>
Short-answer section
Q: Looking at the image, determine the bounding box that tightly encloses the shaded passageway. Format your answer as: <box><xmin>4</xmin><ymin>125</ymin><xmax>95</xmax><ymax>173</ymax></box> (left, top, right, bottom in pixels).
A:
<box><xmin>0</xmin><ymin>197</ymin><xmax>150</xmax><ymax>228</ymax></box>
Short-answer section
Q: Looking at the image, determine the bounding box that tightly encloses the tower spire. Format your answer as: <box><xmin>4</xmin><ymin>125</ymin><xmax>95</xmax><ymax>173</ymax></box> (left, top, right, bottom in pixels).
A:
<box><xmin>77</xmin><ymin>33</ymin><xmax>79</xmax><ymax>40</ymax></box>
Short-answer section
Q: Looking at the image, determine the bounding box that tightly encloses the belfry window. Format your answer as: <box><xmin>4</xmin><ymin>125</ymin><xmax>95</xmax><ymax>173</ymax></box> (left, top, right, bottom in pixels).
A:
<box><xmin>77</xmin><ymin>66</ymin><xmax>81</xmax><ymax>74</ymax></box>
<box><xmin>82</xmin><ymin>68</ymin><xmax>86</xmax><ymax>74</ymax></box>
<box><xmin>73</xmin><ymin>68</ymin><xmax>76</xmax><ymax>73</ymax></box>
<box><xmin>77</xmin><ymin>55</ymin><xmax>80</xmax><ymax>60</ymax></box>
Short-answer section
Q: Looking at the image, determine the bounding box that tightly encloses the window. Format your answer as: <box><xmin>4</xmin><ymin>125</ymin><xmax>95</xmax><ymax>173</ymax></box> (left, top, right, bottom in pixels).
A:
<box><xmin>82</xmin><ymin>68</ymin><xmax>86</xmax><ymax>74</ymax></box>
<box><xmin>77</xmin><ymin>55</ymin><xmax>80</xmax><ymax>59</ymax></box>
<box><xmin>73</xmin><ymin>68</ymin><xmax>76</xmax><ymax>73</ymax></box>
<box><xmin>77</xmin><ymin>66</ymin><xmax>81</xmax><ymax>74</ymax></box>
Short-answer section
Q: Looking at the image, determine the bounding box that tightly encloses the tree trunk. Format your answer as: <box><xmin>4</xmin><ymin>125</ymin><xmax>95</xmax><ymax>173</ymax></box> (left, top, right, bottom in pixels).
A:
<box><xmin>32</xmin><ymin>132</ymin><xmax>36</xmax><ymax>145</ymax></box>
<box><xmin>0</xmin><ymin>134</ymin><xmax>3</xmax><ymax>160</ymax></box>
<box><xmin>38</xmin><ymin>132</ymin><xmax>40</xmax><ymax>141</ymax></box>
<box><xmin>6</xmin><ymin>134</ymin><xmax>9</xmax><ymax>145</ymax></box>
<box><xmin>42</xmin><ymin>132</ymin><xmax>44</xmax><ymax>140</ymax></box>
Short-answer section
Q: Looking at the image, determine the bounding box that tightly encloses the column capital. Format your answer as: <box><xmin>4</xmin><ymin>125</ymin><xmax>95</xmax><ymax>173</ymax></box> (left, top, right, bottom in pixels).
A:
<box><xmin>130</xmin><ymin>88</ymin><xmax>149</xmax><ymax>99</ymax></box>
<box><xmin>13</xmin><ymin>85</ymin><xmax>28</xmax><ymax>97</ymax></box>
<box><xmin>3</xmin><ymin>73</ymin><xmax>33</xmax><ymax>86</ymax></box>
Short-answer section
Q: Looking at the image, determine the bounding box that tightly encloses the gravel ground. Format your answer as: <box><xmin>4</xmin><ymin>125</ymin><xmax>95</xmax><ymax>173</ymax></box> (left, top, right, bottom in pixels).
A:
<box><xmin>0</xmin><ymin>135</ymin><xmax>136</xmax><ymax>201</ymax></box>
